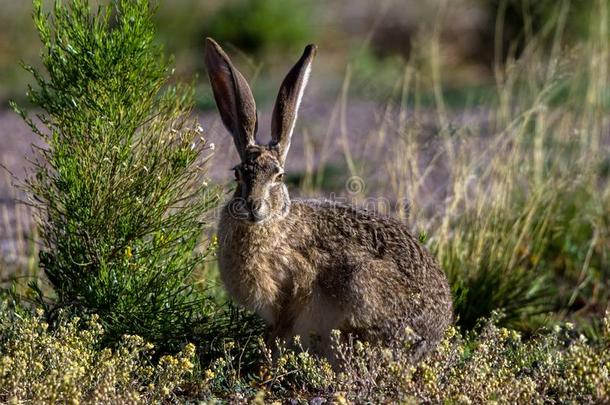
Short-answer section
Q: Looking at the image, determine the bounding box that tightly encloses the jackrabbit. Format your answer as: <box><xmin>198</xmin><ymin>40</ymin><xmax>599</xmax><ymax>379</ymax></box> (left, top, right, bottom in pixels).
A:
<box><xmin>204</xmin><ymin>38</ymin><xmax>453</xmax><ymax>361</ymax></box>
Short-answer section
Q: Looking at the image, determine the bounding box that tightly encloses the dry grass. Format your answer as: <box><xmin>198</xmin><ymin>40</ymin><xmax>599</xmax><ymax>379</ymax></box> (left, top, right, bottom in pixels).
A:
<box><xmin>291</xmin><ymin>0</ymin><xmax>610</xmax><ymax>332</ymax></box>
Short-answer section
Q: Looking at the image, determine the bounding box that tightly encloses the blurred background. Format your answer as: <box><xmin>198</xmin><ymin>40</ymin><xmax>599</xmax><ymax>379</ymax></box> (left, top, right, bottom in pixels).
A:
<box><xmin>1</xmin><ymin>0</ymin><xmax>600</xmax><ymax>188</ymax></box>
<box><xmin>0</xmin><ymin>0</ymin><xmax>599</xmax><ymax>104</ymax></box>
<box><xmin>1</xmin><ymin>0</ymin><xmax>609</xmax><ymax>334</ymax></box>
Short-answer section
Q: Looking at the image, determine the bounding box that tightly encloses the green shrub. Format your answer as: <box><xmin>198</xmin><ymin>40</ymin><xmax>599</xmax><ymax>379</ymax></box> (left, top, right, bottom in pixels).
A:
<box><xmin>8</xmin><ymin>0</ymin><xmax>257</xmax><ymax>352</ymax></box>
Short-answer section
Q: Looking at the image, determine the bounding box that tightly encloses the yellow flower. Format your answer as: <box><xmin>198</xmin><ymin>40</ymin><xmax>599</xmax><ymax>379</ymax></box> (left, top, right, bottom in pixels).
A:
<box><xmin>180</xmin><ymin>358</ymin><xmax>194</xmax><ymax>371</ymax></box>
<box><xmin>334</xmin><ymin>392</ymin><xmax>349</xmax><ymax>405</ymax></box>
<box><xmin>204</xmin><ymin>369</ymin><xmax>215</xmax><ymax>380</ymax></box>
<box><xmin>252</xmin><ymin>390</ymin><xmax>266</xmax><ymax>405</ymax></box>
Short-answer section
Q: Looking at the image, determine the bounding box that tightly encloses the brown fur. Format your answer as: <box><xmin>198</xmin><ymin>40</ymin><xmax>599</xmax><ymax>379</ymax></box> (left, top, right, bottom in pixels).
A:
<box><xmin>205</xmin><ymin>38</ymin><xmax>453</xmax><ymax>361</ymax></box>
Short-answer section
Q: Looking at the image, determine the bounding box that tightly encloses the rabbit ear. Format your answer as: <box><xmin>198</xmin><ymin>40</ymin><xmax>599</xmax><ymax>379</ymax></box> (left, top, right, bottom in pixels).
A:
<box><xmin>205</xmin><ymin>37</ymin><xmax>257</xmax><ymax>159</ymax></box>
<box><xmin>270</xmin><ymin>44</ymin><xmax>317</xmax><ymax>164</ymax></box>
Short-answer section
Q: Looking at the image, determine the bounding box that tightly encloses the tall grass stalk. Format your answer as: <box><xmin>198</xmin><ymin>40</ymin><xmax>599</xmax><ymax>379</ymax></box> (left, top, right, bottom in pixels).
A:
<box><xmin>412</xmin><ymin>1</ymin><xmax>608</xmax><ymax>330</ymax></box>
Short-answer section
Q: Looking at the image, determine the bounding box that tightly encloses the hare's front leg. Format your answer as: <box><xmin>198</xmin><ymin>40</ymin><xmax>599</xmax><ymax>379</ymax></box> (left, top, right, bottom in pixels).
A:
<box><xmin>263</xmin><ymin>322</ymin><xmax>286</xmax><ymax>346</ymax></box>
<box><xmin>290</xmin><ymin>291</ymin><xmax>346</xmax><ymax>357</ymax></box>
<box><xmin>263</xmin><ymin>315</ymin><xmax>296</xmax><ymax>361</ymax></box>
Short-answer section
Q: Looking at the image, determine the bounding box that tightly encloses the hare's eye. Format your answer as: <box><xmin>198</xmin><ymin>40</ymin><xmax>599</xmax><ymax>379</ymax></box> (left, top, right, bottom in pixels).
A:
<box><xmin>233</xmin><ymin>169</ymin><xmax>241</xmax><ymax>181</ymax></box>
<box><xmin>276</xmin><ymin>172</ymin><xmax>285</xmax><ymax>182</ymax></box>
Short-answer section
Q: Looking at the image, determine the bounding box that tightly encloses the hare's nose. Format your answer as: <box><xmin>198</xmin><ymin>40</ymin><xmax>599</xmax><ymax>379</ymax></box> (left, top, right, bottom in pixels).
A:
<box><xmin>248</xmin><ymin>200</ymin><xmax>263</xmax><ymax>214</ymax></box>
<box><xmin>246</xmin><ymin>199</ymin><xmax>262</xmax><ymax>211</ymax></box>
<box><xmin>247</xmin><ymin>199</ymin><xmax>266</xmax><ymax>222</ymax></box>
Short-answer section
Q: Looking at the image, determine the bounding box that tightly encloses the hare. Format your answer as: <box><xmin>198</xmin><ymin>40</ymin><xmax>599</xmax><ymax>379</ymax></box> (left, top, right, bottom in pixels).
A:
<box><xmin>204</xmin><ymin>38</ymin><xmax>453</xmax><ymax>361</ymax></box>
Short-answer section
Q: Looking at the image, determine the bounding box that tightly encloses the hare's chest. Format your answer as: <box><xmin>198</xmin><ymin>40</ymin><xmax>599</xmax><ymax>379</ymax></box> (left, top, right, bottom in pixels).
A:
<box><xmin>217</xmin><ymin>222</ymin><xmax>291</xmax><ymax>323</ymax></box>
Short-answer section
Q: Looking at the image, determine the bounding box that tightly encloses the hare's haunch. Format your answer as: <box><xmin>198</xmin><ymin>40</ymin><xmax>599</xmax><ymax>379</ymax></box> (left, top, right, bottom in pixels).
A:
<box><xmin>204</xmin><ymin>38</ymin><xmax>453</xmax><ymax>361</ymax></box>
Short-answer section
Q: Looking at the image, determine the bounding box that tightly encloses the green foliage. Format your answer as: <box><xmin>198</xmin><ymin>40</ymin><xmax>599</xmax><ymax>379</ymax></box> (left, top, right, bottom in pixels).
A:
<box><xmin>203</xmin><ymin>0</ymin><xmax>315</xmax><ymax>54</ymax></box>
<box><xmin>438</xmin><ymin>184</ymin><xmax>561</xmax><ymax>330</ymax></box>
<box><xmin>435</xmin><ymin>113</ymin><xmax>610</xmax><ymax>332</ymax></box>
<box><xmin>9</xmin><ymin>0</ymin><xmax>241</xmax><ymax>351</ymax></box>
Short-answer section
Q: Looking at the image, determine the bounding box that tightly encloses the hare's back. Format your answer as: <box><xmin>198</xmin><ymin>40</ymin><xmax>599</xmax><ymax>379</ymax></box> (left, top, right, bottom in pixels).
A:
<box><xmin>289</xmin><ymin>199</ymin><xmax>453</xmax><ymax>340</ymax></box>
<box><xmin>290</xmin><ymin>198</ymin><xmax>436</xmax><ymax>268</ymax></box>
